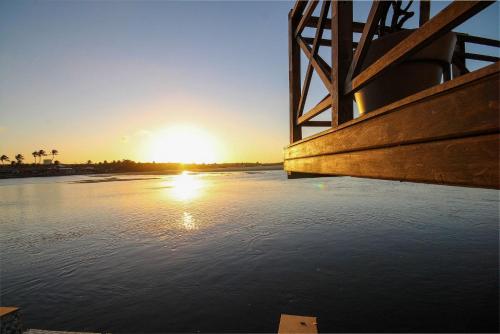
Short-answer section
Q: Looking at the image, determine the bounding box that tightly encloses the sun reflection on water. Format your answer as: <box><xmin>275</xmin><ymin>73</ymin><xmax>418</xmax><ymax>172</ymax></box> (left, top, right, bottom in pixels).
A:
<box><xmin>181</xmin><ymin>212</ymin><xmax>197</xmax><ymax>230</ymax></box>
<box><xmin>170</xmin><ymin>171</ymin><xmax>204</xmax><ymax>201</ymax></box>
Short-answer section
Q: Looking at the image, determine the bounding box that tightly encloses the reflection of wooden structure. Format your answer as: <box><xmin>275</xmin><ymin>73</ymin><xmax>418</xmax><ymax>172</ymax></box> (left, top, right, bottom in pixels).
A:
<box><xmin>284</xmin><ymin>1</ymin><xmax>499</xmax><ymax>189</ymax></box>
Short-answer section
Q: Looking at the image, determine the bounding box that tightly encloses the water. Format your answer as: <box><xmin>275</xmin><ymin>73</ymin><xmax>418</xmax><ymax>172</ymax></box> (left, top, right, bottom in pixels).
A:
<box><xmin>0</xmin><ymin>171</ymin><xmax>498</xmax><ymax>332</ymax></box>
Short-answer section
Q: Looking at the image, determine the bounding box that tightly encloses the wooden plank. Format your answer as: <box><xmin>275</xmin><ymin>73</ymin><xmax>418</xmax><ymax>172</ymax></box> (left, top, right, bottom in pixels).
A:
<box><xmin>0</xmin><ymin>307</ymin><xmax>18</xmax><ymax>317</ymax></box>
<box><xmin>348</xmin><ymin>1</ymin><xmax>494</xmax><ymax>94</ymax></box>
<box><xmin>285</xmin><ymin>134</ymin><xmax>500</xmax><ymax>189</ymax></box>
<box><xmin>419</xmin><ymin>0</ymin><xmax>431</xmax><ymax>26</ymax></box>
<box><xmin>286</xmin><ymin>62</ymin><xmax>499</xmax><ymax>158</ymax></box>
<box><xmin>464</xmin><ymin>53</ymin><xmax>500</xmax><ymax>62</ymax></box>
<box><xmin>298</xmin><ymin>94</ymin><xmax>331</xmax><ymax>125</ymax></box>
<box><xmin>295</xmin><ymin>1</ymin><xmax>319</xmax><ymax>37</ymax></box>
<box><xmin>331</xmin><ymin>1</ymin><xmax>353</xmax><ymax>126</ymax></box>
<box><xmin>289</xmin><ymin>11</ymin><xmax>302</xmax><ymax>143</ymax></box>
<box><xmin>278</xmin><ymin>314</ymin><xmax>318</xmax><ymax>334</ymax></box>
<box><xmin>298</xmin><ymin>1</ymin><xmax>330</xmax><ymax>117</ymax></box>
<box><xmin>347</xmin><ymin>1</ymin><xmax>390</xmax><ymax>82</ymax></box>
<box><xmin>298</xmin><ymin>37</ymin><xmax>332</xmax><ymax>89</ymax></box>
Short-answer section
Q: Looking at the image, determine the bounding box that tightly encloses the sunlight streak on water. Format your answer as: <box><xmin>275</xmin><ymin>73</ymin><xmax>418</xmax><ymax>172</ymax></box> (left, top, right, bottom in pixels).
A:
<box><xmin>167</xmin><ymin>171</ymin><xmax>205</xmax><ymax>202</ymax></box>
<box><xmin>180</xmin><ymin>212</ymin><xmax>197</xmax><ymax>231</ymax></box>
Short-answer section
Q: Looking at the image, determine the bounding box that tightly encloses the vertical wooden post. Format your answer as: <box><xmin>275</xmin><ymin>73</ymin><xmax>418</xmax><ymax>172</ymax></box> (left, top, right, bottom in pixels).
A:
<box><xmin>288</xmin><ymin>10</ymin><xmax>302</xmax><ymax>143</ymax></box>
<box><xmin>419</xmin><ymin>0</ymin><xmax>431</xmax><ymax>26</ymax></box>
<box><xmin>331</xmin><ymin>1</ymin><xmax>353</xmax><ymax>127</ymax></box>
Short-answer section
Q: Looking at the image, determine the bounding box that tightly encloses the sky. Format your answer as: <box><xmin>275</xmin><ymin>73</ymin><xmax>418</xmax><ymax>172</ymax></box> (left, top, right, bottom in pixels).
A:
<box><xmin>0</xmin><ymin>1</ymin><xmax>498</xmax><ymax>164</ymax></box>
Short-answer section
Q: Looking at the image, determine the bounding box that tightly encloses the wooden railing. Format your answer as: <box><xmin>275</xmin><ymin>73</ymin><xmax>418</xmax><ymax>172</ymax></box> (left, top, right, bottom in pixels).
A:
<box><xmin>288</xmin><ymin>0</ymin><xmax>499</xmax><ymax>144</ymax></box>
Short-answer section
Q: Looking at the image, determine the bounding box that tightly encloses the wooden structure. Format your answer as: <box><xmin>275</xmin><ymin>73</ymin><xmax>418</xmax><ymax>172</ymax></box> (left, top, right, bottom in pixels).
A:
<box><xmin>278</xmin><ymin>314</ymin><xmax>318</xmax><ymax>334</ymax></box>
<box><xmin>0</xmin><ymin>307</ymin><xmax>21</xmax><ymax>334</ymax></box>
<box><xmin>285</xmin><ymin>0</ymin><xmax>499</xmax><ymax>189</ymax></box>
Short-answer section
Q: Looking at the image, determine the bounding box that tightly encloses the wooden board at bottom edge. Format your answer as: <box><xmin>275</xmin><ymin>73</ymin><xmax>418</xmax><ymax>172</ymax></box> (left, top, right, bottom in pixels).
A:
<box><xmin>278</xmin><ymin>314</ymin><xmax>318</xmax><ymax>334</ymax></box>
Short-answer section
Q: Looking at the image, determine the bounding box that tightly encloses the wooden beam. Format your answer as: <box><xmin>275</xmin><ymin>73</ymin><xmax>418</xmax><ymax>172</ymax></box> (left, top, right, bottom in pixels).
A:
<box><xmin>298</xmin><ymin>94</ymin><xmax>331</xmax><ymax>125</ymax></box>
<box><xmin>291</xmin><ymin>1</ymin><xmax>308</xmax><ymax>21</ymax></box>
<box><xmin>295</xmin><ymin>0</ymin><xmax>319</xmax><ymax>37</ymax></box>
<box><xmin>289</xmin><ymin>11</ymin><xmax>302</xmax><ymax>143</ymax></box>
<box><xmin>306</xmin><ymin>17</ymin><xmax>365</xmax><ymax>33</ymax></box>
<box><xmin>457</xmin><ymin>33</ymin><xmax>500</xmax><ymax>47</ymax></box>
<box><xmin>347</xmin><ymin>1</ymin><xmax>390</xmax><ymax>82</ymax></box>
<box><xmin>297</xmin><ymin>1</ymin><xmax>330</xmax><ymax>117</ymax></box>
<box><xmin>306</xmin><ymin>17</ymin><xmax>500</xmax><ymax>49</ymax></box>
<box><xmin>464</xmin><ymin>53</ymin><xmax>500</xmax><ymax>62</ymax></box>
<box><xmin>419</xmin><ymin>0</ymin><xmax>431</xmax><ymax>26</ymax></box>
<box><xmin>348</xmin><ymin>1</ymin><xmax>494</xmax><ymax>94</ymax></box>
<box><xmin>298</xmin><ymin>37</ymin><xmax>332</xmax><ymax>89</ymax></box>
<box><xmin>331</xmin><ymin>1</ymin><xmax>353</xmax><ymax>126</ymax></box>
<box><xmin>305</xmin><ymin>19</ymin><xmax>500</xmax><ymax>49</ymax></box>
<box><xmin>303</xmin><ymin>37</ymin><xmax>332</xmax><ymax>47</ymax></box>
<box><xmin>301</xmin><ymin>121</ymin><xmax>331</xmax><ymax>127</ymax></box>
<box><xmin>303</xmin><ymin>37</ymin><xmax>358</xmax><ymax>48</ymax></box>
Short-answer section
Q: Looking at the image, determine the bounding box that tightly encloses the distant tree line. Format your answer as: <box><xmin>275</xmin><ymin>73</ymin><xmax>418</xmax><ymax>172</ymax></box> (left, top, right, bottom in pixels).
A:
<box><xmin>1</xmin><ymin>149</ymin><xmax>59</xmax><ymax>165</ymax></box>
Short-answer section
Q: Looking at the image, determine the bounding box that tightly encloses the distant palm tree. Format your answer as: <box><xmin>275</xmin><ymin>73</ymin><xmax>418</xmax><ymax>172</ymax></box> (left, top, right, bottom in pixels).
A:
<box><xmin>38</xmin><ymin>150</ymin><xmax>47</xmax><ymax>164</ymax></box>
<box><xmin>1</xmin><ymin>155</ymin><xmax>9</xmax><ymax>165</ymax></box>
<box><xmin>32</xmin><ymin>151</ymin><xmax>39</xmax><ymax>164</ymax></box>
<box><xmin>51</xmin><ymin>149</ymin><xmax>59</xmax><ymax>162</ymax></box>
<box><xmin>15</xmin><ymin>154</ymin><xmax>24</xmax><ymax>164</ymax></box>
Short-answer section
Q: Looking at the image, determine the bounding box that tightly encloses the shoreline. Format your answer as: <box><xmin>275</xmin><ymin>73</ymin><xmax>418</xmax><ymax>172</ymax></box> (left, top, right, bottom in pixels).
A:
<box><xmin>101</xmin><ymin>164</ymin><xmax>284</xmax><ymax>176</ymax></box>
<box><xmin>0</xmin><ymin>164</ymin><xmax>284</xmax><ymax>180</ymax></box>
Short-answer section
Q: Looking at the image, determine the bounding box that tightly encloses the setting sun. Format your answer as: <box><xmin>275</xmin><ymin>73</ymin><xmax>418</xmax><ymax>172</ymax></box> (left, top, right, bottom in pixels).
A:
<box><xmin>148</xmin><ymin>125</ymin><xmax>220</xmax><ymax>163</ymax></box>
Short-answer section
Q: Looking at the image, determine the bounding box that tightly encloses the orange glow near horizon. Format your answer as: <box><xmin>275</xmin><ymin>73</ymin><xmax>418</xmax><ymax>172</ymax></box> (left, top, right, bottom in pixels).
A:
<box><xmin>147</xmin><ymin>125</ymin><xmax>220</xmax><ymax>163</ymax></box>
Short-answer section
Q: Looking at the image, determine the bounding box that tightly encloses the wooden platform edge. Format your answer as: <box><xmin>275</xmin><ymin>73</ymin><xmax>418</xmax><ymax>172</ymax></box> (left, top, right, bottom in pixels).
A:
<box><xmin>285</xmin><ymin>133</ymin><xmax>499</xmax><ymax>189</ymax></box>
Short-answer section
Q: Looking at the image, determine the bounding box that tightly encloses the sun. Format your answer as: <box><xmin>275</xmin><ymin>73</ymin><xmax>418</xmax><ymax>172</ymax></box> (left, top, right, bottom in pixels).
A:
<box><xmin>148</xmin><ymin>125</ymin><xmax>219</xmax><ymax>163</ymax></box>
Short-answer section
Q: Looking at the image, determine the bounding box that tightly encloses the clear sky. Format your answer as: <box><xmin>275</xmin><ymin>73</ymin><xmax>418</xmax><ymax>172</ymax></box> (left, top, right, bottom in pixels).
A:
<box><xmin>0</xmin><ymin>1</ymin><xmax>498</xmax><ymax>164</ymax></box>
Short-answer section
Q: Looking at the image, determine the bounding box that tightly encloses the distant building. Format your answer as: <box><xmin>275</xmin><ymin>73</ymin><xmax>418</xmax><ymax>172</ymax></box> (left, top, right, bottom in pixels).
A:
<box><xmin>43</xmin><ymin>159</ymin><xmax>52</xmax><ymax>165</ymax></box>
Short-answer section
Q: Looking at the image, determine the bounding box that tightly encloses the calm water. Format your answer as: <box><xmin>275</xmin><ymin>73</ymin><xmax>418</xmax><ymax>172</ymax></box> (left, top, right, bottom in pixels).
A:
<box><xmin>0</xmin><ymin>171</ymin><xmax>498</xmax><ymax>332</ymax></box>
